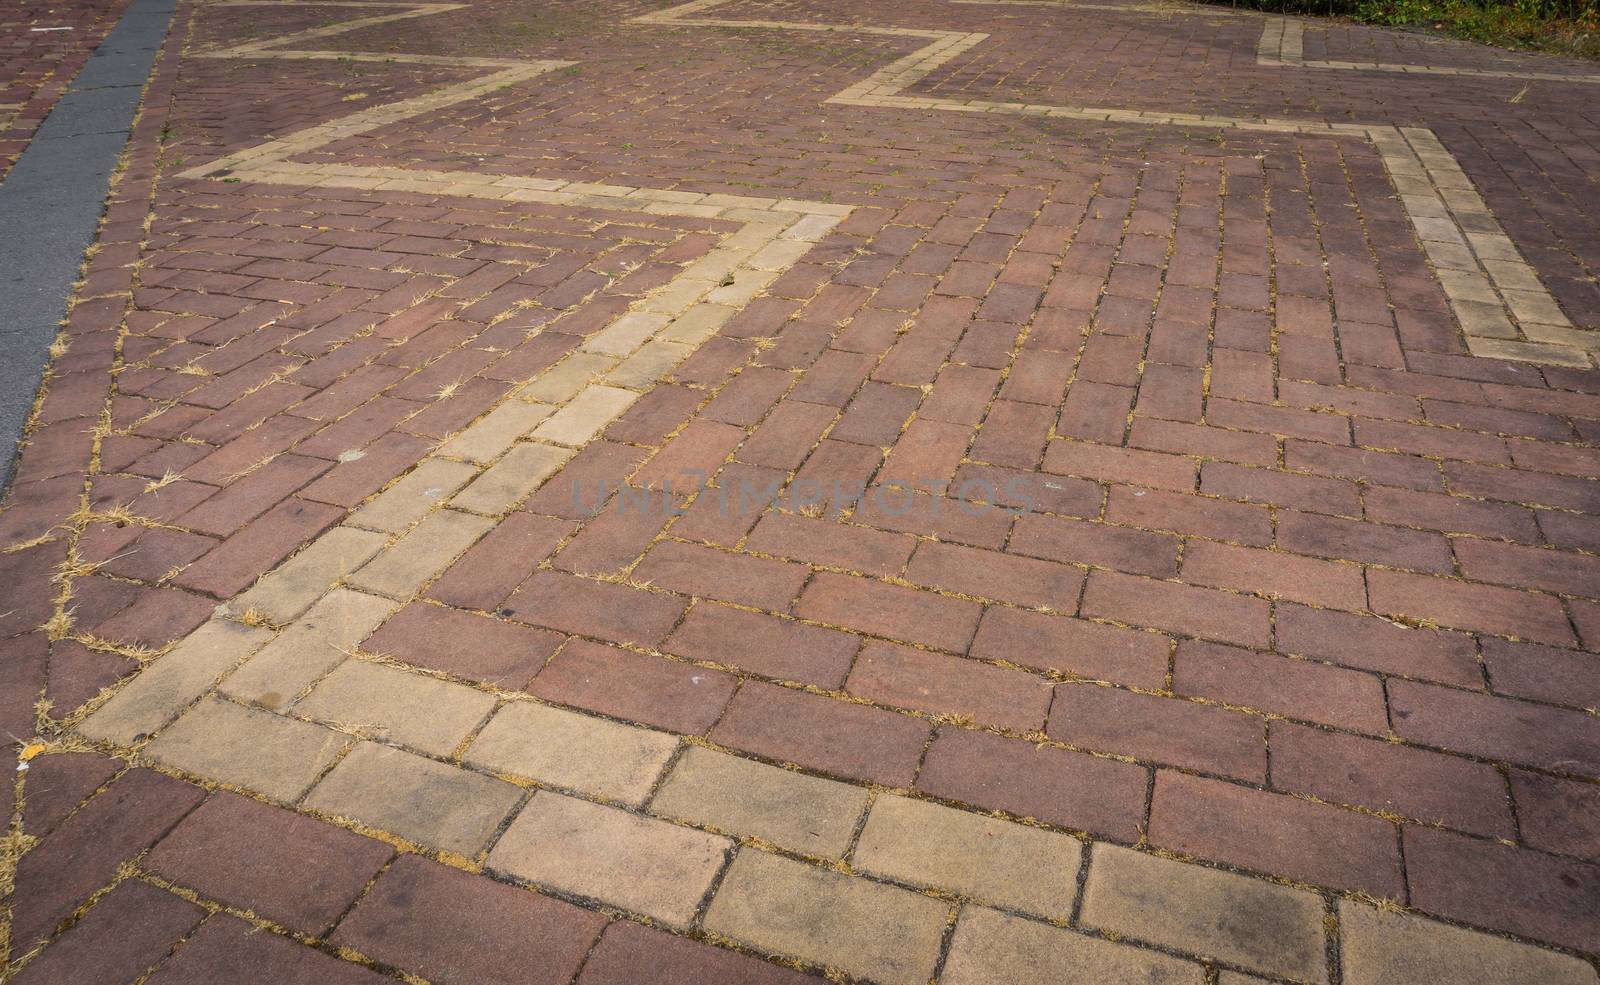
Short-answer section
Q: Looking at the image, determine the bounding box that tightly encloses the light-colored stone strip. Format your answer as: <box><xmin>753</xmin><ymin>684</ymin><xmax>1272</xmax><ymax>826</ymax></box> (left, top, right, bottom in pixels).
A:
<box><xmin>1389</xmin><ymin>126</ymin><xmax>1596</xmax><ymax>365</ymax></box>
<box><xmin>295</xmin><ymin>658</ymin><xmax>498</xmax><ymax>756</ymax></box>
<box><xmin>1264</xmin><ymin>15</ymin><xmax>1600</xmax><ymax>82</ymax></box>
<box><xmin>943</xmin><ymin>906</ymin><xmax>1208</xmax><ymax>985</ymax></box>
<box><xmin>643</xmin><ymin>0</ymin><xmax>1595</xmax><ymax>365</ymax></box>
<box><xmin>99</xmin><ymin>642</ymin><xmax>1598</xmax><ymax>983</ymax></box>
<box><xmin>648</xmin><ymin>745</ymin><xmax>870</xmax><ymax>858</ymax></box>
<box><xmin>952</xmin><ymin>0</ymin><xmax>1244</xmax><ymax>12</ymax></box>
<box><xmin>219</xmin><ymin>588</ymin><xmax>399</xmax><ymax>708</ymax></box>
<box><xmin>207</xmin><ymin>0</ymin><xmax>1592</xmax><ymax>372</ymax></box>
<box><xmin>954</xmin><ymin>3</ymin><xmax>1600</xmax><ymax>82</ymax></box>
<box><xmin>707</xmin><ymin>849</ymin><xmax>952</xmax><ymax>985</ymax></box>
<box><xmin>1081</xmin><ymin>844</ymin><xmax>1330</xmax><ymax>982</ymax></box>
<box><xmin>142</xmin><ymin>695</ymin><xmax>351</xmax><ymax>802</ymax></box>
<box><xmin>853</xmin><ymin>793</ymin><xmax>1084</xmax><ymax>920</ymax></box>
<box><xmin>105</xmin><ymin>0</ymin><xmax>849</xmax><ymax>783</ymax></box>
<box><xmin>76</xmin><ymin>620</ymin><xmax>273</xmax><ymax>745</ymax></box>
<box><xmin>1255</xmin><ymin>11</ymin><xmax>1290</xmax><ymax>63</ymax></box>
<box><xmin>306</xmin><ymin>740</ymin><xmax>525</xmax><ymax>855</ymax></box>
<box><xmin>466</xmin><ymin>701</ymin><xmax>679</xmax><ymax>807</ymax></box>
<box><xmin>177</xmin><ymin>68</ymin><xmax>575</xmax><ymax>180</ymax></box>
<box><xmin>199</xmin><ymin>0</ymin><xmax>467</xmax><ymax>58</ymax></box>
<box><xmin>1339</xmin><ymin>901</ymin><xmax>1600</xmax><ymax>985</ymax></box>
<box><xmin>80</xmin><ymin>0</ymin><xmax>848</xmax><ymax>862</ymax></box>
<box><xmin>112</xmin><ymin>186</ymin><xmax>839</xmax><ymax>775</ymax></box>
<box><xmin>230</xmin><ymin>525</ymin><xmax>390</xmax><ymax>623</ymax></box>
<box><xmin>489</xmin><ymin>791</ymin><xmax>733</xmax><ymax>927</ymax></box>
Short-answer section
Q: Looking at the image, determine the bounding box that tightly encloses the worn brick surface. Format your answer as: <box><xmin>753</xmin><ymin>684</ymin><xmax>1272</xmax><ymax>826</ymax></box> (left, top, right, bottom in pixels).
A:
<box><xmin>943</xmin><ymin>907</ymin><xmax>1207</xmax><ymax>985</ymax></box>
<box><xmin>1080</xmin><ymin>845</ymin><xmax>1329</xmax><ymax>983</ymax></box>
<box><xmin>363</xmin><ymin>601</ymin><xmax>562</xmax><ymax>689</ymax></box>
<box><xmin>712</xmin><ymin>681</ymin><xmax>931</xmax><ymax>787</ymax></box>
<box><xmin>706</xmin><ymin>851</ymin><xmax>949</xmax><ymax>985</ymax></box>
<box><xmin>846</xmin><ymin>639</ymin><xmax>1052</xmax><ymax>732</ymax></box>
<box><xmin>8</xmin><ymin>769</ymin><xmax>204</xmax><ymax>951</ymax></box>
<box><xmin>1269</xmin><ymin>721</ymin><xmax>1513</xmax><ymax>837</ymax></box>
<box><xmin>1404</xmin><ymin>827</ymin><xmax>1600</xmax><ymax>953</ymax></box>
<box><xmin>651</xmin><ymin>745</ymin><xmax>868</xmax><ymax>857</ymax></box>
<box><xmin>1148</xmin><ymin>770</ymin><xmax>1405</xmax><ymax>897</ymax></box>
<box><xmin>1050</xmin><ymin>683</ymin><xmax>1267</xmax><ymax>781</ymax></box>
<box><xmin>489</xmin><ymin>792</ymin><xmax>731</xmax><ymax>928</ymax></box>
<box><xmin>579</xmin><ymin>920</ymin><xmax>827</xmax><ymax>985</ymax></box>
<box><xmin>854</xmin><ymin>794</ymin><xmax>1084</xmax><ymax>919</ymax></box>
<box><xmin>332</xmin><ymin>854</ymin><xmax>607</xmax><ymax>985</ymax></box>
<box><xmin>6</xmin><ymin>881</ymin><xmax>203</xmax><ymax>985</ymax></box>
<box><xmin>664</xmin><ymin>601</ymin><xmax>860</xmax><ymax>687</ymax></box>
<box><xmin>148</xmin><ymin>914</ymin><xmax>391</xmax><ymax>984</ymax></box>
<box><xmin>1174</xmin><ymin>640</ymin><xmax>1388</xmax><ymax>734</ymax></box>
<box><xmin>8</xmin><ymin>0</ymin><xmax>1600</xmax><ymax>975</ymax></box>
<box><xmin>304</xmin><ymin>742</ymin><xmax>522</xmax><ymax>855</ymax></box>
<box><xmin>1511</xmin><ymin>770</ymin><xmax>1600</xmax><ymax>861</ymax></box>
<box><xmin>529</xmin><ymin>637</ymin><xmax>737</xmax><ymax>734</ymax></box>
<box><xmin>17</xmin><ymin>752</ymin><xmax>123</xmax><ymax>839</ymax></box>
<box><xmin>144</xmin><ymin>791</ymin><xmax>392</xmax><ymax>935</ymax></box>
<box><xmin>916</xmin><ymin>727</ymin><xmax>1149</xmax><ymax>841</ymax></box>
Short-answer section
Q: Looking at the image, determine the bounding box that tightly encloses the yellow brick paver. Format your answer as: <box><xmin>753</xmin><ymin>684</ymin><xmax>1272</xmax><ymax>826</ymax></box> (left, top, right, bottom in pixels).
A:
<box><xmin>943</xmin><ymin>906</ymin><xmax>1208</xmax><ymax>985</ymax></box>
<box><xmin>304</xmin><ymin>742</ymin><xmax>524</xmax><ymax>855</ymax></box>
<box><xmin>649</xmin><ymin>745</ymin><xmax>870</xmax><ymax>858</ymax></box>
<box><xmin>347</xmin><ymin>459</ymin><xmax>481</xmax><ymax>535</ymax></box>
<box><xmin>226</xmin><ymin>526</ymin><xmax>389</xmax><ymax>623</ymax></box>
<box><xmin>853</xmin><ymin>794</ymin><xmax>1084</xmax><ymax>920</ymax></box>
<box><xmin>345</xmin><ymin>509</ymin><xmax>495</xmax><ymax>599</ymax></box>
<box><xmin>293</xmin><ymin>659</ymin><xmax>498</xmax><ymax>757</ymax></box>
<box><xmin>465</xmin><ymin>701</ymin><xmax>679</xmax><ymax>806</ymax></box>
<box><xmin>1338</xmin><ymin>902</ymin><xmax>1600</xmax><ymax>985</ymax></box>
<box><xmin>1079</xmin><ymin>845</ymin><xmax>1330</xmax><ymax>984</ymax></box>
<box><xmin>219</xmin><ymin>589</ymin><xmax>399</xmax><ymax>709</ymax></box>
<box><xmin>488</xmin><ymin>792</ymin><xmax>732</xmax><ymax>927</ymax></box>
<box><xmin>705</xmin><ymin>850</ymin><xmax>951</xmax><ymax>985</ymax></box>
<box><xmin>144</xmin><ymin>696</ymin><xmax>350</xmax><ymax>803</ymax></box>
<box><xmin>76</xmin><ymin>621</ymin><xmax>272</xmax><ymax>745</ymax></box>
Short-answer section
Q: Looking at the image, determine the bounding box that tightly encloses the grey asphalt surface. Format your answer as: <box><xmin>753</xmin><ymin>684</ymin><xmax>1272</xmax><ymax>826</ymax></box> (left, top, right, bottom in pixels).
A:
<box><xmin>0</xmin><ymin>0</ymin><xmax>175</xmax><ymax>490</ymax></box>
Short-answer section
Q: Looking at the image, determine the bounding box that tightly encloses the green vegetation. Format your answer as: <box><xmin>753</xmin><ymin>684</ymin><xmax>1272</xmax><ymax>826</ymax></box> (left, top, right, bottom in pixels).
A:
<box><xmin>1211</xmin><ymin>0</ymin><xmax>1600</xmax><ymax>58</ymax></box>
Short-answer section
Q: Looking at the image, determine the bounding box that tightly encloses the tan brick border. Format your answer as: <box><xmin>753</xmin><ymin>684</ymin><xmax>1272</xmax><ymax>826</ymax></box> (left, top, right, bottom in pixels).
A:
<box><xmin>958</xmin><ymin>0</ymin><xmax>1600</xmax><ymax>83</ymax></box>
<box><xmin>645</xmin><ymin>0</ymin><xmax>1598</xmax><ymax>366</ymax></box>
<box><xmin>1258</xmin><ymin>14</ymin><xmax>1600</xmax><ymax>82</ymax></box>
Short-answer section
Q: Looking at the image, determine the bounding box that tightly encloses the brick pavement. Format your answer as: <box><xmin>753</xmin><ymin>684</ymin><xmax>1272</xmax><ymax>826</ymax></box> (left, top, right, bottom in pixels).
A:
<box><xmin>0</xmin><ymin>0</ymin><xmax>129</xmax><ymax>179</ymax></box>
<box><xmin>2</xmin><ymin>0</ymin><xmax>1600</xmax><ymax>982</ymax></box>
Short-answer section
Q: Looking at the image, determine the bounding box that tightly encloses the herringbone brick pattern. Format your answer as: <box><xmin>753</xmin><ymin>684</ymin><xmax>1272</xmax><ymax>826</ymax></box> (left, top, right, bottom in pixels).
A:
<box><xmin>2</xmin><ymin>0</ymin><xmax>1599</xmax><ymax>982</ymax></box>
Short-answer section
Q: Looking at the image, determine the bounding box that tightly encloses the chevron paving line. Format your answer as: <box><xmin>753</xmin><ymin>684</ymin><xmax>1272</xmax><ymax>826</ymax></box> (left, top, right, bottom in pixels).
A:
<box><xmin>951</xmin><ymin>0</ymin><xmax>1246</xmax><ymax>11</ymax></box>
<box><xmin>87</xmin><ymin>1</ymin><xmax>853</xmax><ymax>758</ymax></box>
<box><xmin>80</xmin><ymin>0</ymin><xmax>1595</xmax><ymax>781</ymax></box>
<box><xmin>1257</xmin><ymin>14</ymin><xmax>1600</xmax><ymax>82</ymax></box>
<box><xmin>956</xmin><ymin>0</ymin><xmax>1600</xmax><ymax>82</ymax></box>
<box><xmin>639</xmin><ymin>0</ymin><xmax>1598</xmax><ymax>366</ymax></box>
